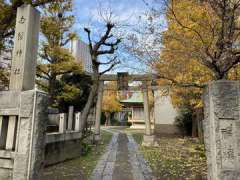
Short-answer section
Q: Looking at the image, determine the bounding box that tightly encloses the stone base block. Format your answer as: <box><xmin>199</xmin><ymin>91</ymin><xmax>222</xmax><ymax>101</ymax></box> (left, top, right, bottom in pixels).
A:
<box><xmin>142</xmin><ymin>135</ymin><xmax>158</xmax><ymax>147</ymax></box>
<box><xmin>154</xmin><ymin>124</ymin><xmax>181</xmax><ymax>136</ymax></box>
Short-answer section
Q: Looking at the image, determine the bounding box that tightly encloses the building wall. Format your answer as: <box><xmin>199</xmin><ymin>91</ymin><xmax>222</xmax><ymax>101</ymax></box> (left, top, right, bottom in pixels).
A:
<box><xmin>132</xmin><ymin>107</ymin><xmax>144</xmax><ymax>120</ymax></box>
<box><xmin>71</xmin><ymin>39</ymin><xmax>93</xmax><ymax>73</ymax></box>
<box><xmin>154</xmin><ymin>91</ymin><xmax>177</xmax><ymax>125</ymax></box>
<box><xmin>154</xmin><ymin>89</ymin><xmax>180</xmax><ymax>135</ymax></box>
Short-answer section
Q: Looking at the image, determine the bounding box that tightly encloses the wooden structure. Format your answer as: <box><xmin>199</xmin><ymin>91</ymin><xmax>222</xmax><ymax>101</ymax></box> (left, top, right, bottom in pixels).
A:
<box><xmin>121</xmin><ymin>91</ymin><xmax>154</xmax><ymax>129</ymax></box>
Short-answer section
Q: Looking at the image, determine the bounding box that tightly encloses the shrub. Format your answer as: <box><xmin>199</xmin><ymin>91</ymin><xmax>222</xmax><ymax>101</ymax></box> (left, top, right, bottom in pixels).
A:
<box><xmin>175</xmin><ymin>106</ymin><xmax>193</xmax><ymax>136</ymax></box>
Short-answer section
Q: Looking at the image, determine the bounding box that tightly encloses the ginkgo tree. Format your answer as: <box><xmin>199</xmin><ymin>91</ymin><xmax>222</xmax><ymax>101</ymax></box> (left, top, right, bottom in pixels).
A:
<box><xmin>102</xmin><ymin>82</ymin><xmax>122</xmax><ymax>126</ymax></box>
<box><xmin>158</xmin><ymin>0</ymin><xmax>215</xmax><ymax>107</ymax></box>
<box><xmin>133</xmin><ymin>0</ymin><xmax>240</xmax><ymax>108</ymax></box>
<box><xmin>160</xmin><ymin>0</ymin><xmax>240</xmax><ymax>107</ymax></box>
<box><xmin>158</xmin><ymin>0</ymin><xmax>240</xmax><ymax>81</ymax></box>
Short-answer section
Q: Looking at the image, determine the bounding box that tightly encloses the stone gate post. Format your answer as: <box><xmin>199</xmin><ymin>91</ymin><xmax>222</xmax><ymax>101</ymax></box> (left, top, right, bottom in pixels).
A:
<box><xmin>203</xmin><ymin>80</ymin><xmax>240</xmax><ymax>179</ymax></box>
<box><xmin>0</xmin><ymin>5</ymin><xmax>48</xmax><ymax>180</ymax></box>
<box><xmin>142</xmin><ymin>82</ymin><xmax>156</xmax><ymax>146</ymax></box>
<box><xmin>67</xmin><ymin>106</ymin><xmax>74</xmax><ymax>131</ymax></box>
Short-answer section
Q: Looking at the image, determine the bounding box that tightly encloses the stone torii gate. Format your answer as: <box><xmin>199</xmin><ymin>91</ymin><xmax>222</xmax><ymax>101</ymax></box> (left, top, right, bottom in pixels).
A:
<box><xmin>94</xmin><ymin>73</ymin><xmax>158</xmax><ymax>146</ymax></box>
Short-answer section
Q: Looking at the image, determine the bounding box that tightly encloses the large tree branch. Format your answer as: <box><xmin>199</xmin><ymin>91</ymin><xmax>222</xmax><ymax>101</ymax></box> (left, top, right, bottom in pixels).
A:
<box><xmin>155</xmin><ymin>74</ymin><xmax>205</xmax><ymax>89</ymax></box>
<box><xmin>84</xmin><ymin>28</ymin><xmax>93</xmax><ymax>53</ymax></box>
<box><xmin>99</xmin><ymin>56</ymin><xmax>117</xmax><ymax>65</ymax></box>
<box><xmin>36</xmin><ymin>66</ymin><xmax>51</xmax><ymax>79</ymax></box>
<box><xmin>100</xmin><ymin>60</ymin><xmax>120</xmax><ymax>75</ymax></box>
<box><xmin>32</xmin><ymin>0</ymin><xmax>56</xmax><ymax>7</ymax></box>
<box><xmin>97</xmin><ymin>38</ymin><xmax>121</xmax><ymax>56</ymax></box>
<box><xmin>93</xmin><ymin>23</ymin><xmax>114</xmax><ymax>52</ymax></box>
<box><xmin>222</xmin><ymin>56</ymin><xmax>240</xmax><ymax>74</ymax></box>
<box><xmin>169</xmin><ymin>0</ymin><xmax>207</xmax><ymax>46</ymax></box>
<box><xmin>103</xmin><ymin>38</ymin><xmax>121</xmax><ymax>46</ymax></box>
<box><xmin>36</xmin><ymin>80</ymin><xmax>49</xmax><ymax>90</ymax></box>
<box><xmin>97</xmin><ymin>46</ymin><xmax>117</xmax><ymax>55</ymax></box>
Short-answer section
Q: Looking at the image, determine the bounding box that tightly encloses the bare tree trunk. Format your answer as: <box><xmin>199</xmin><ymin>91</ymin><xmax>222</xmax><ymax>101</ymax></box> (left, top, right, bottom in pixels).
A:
<box><xmin>82</xmin><ymin>22</ymin><xmax>121</xmax><ymax>131</ymax></box>
<box><xmin>192</xmin><ymin>118</ymin><xmax>198</xmax><ymax>137</ymax></box>
<box><xmin>49</xmin><ymin>74</ymin><xmax>57</xmax><ymax>106</ymax></box>
<box><xmin>81</xmin><ymin>80</ymin><xmax>98</xmax><ymax>128</ymax></box>
<box><xmin>104</xmin><ymin>112</ymin><xmax>111</xmax><ymax>126</ymax></box>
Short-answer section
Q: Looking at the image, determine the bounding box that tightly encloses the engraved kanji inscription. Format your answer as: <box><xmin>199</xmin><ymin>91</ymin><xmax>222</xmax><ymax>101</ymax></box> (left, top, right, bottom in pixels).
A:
<box><xmin>223</xmin><ymin>146</ymin><xmax>234</xmax><ymax>160</ymax></box>
<box><xmin>18</xmin><ymin>16</ymin><xmax>26</xmax><ymax>24</ymax></box>
<box><xmin>221</xmin><ymin>123</ymin><xmax>233</xmax><ymax>139</ymax></box>
<box><xmin>16</xmin><ymin>49</ymin><xmax>22</xmax><ymax>56</ymax></box>
<box><xmin>17</xmin><ymin>32</ymin><xmax>24</xmax><ymax>40</ymax></box>
<box><xmin>14</xmin><ymin>68</ymin><xmax>21</xmax><ymax>75</ymax></box>
<box><xmin>220</xmin><ymin>120</ymin><xmax>235</xmax><ymax>169</ymax></box>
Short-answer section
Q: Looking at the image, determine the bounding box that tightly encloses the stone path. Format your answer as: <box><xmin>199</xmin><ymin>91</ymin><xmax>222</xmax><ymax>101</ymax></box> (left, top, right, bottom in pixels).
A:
<box><xmin>91</xmin><ymin>131</ymin><xmax>154</xmax><ymax>180</ymax></box>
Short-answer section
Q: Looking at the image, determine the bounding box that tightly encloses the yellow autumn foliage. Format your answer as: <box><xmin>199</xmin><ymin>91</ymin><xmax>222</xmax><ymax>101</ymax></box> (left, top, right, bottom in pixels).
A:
<box><xmin>102</xmin><ymin>82</ymin><xmax>122</xmax><ymax>113</ymax></box>
<box><xmin>157</xmin><ymin>0</ymin><xmax>218</xmax><ymax>108</ymax></box>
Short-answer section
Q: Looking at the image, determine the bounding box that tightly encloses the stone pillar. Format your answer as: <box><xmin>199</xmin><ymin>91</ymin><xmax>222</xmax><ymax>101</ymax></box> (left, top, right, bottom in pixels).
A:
<box><xmin>0</xmin><ymin>116</ymin><xmax>8</xmax><ymax>149</ymax></box>
<box><xmin>142</xmin><ymin>82</ymin><xmax>156</xmax><ymax>146</ymax></box>
<box><xmin>12</xmin><ymin>90</ymin><xmax>48</xmax><ymax>180</ymax></box>
<box><xmin>143</xmin><ymin>84</ymin><xmax>151</xmax><ymax>136</ymax></box>
<box><xmin>9</xmin><ymin>5</ymin><xmax>40</xmax><ymax>91</ymax></box>
<box><xmin>0</xmin><ymin>4</ymin><xmax>46</xmax><ymax>180</ymax></box>
<box><xmin>5</xmin><ymin>116</ymin><xmax>17</xmax><ymax>150</ymax></box>
<box><xmin>75</xmin><ymin>112</ymin><xmax>82</xmax><ymax>132</ymax></box>
<box><xmin>94</xmin><ymin>81</ymin><xmax>104</xmax><ymax>141</ymax></box>
<box><xmin>203</xmin><ymin>80</ymin><xmax>240</xmax><ymax>179</ymax></box>
<box><xmin>67</xmin><ymin>106</ymin><xmax>74</xmax><ymax>131</ymax></box>
<box><xmin>59</xmin><ymin>113</ymin><xmax>67</xmax><ymax>133</ymax></box>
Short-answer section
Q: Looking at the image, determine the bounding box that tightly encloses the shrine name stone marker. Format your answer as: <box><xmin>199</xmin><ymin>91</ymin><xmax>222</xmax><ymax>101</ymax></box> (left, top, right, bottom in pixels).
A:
<box><xmin>0</xmin><ymin>5</ymin><xmax>48</xmax><ymax>180</ymax></box>
<box><xmin>9</xmin><ymin>4</ymin><xmax>40</xmax><ymax>91</ymax></box>
<box><xmin>203</xmin><ymin>80</ymin><xmax>240</xmax><ymax>179</ymax></box>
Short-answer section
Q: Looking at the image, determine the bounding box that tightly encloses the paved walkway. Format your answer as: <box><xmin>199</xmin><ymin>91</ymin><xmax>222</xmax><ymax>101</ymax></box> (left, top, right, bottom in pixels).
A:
<box><xmin>91</xmin><ymin>131</ymin><xmax>154</xmax><ymax>180</ymax></box>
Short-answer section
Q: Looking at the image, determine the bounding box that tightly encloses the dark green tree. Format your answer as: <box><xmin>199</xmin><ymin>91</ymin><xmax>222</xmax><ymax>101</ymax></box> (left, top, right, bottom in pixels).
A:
<box><xmin>37</xmin><ymin>0</ymin><xmax>82</xmax><ymax>106</ymax></box>
<box><xmin>56</xmin><ymin>73</ymin><xmax>92</xmax><ymax>112</ymax></box>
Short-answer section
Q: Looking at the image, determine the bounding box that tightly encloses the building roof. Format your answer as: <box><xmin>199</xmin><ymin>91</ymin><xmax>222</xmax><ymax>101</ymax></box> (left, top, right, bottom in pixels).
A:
<box><xmin>121</xmin><ymin>91</ymin><xmax>143</xmax><ymax>104</ymax></box>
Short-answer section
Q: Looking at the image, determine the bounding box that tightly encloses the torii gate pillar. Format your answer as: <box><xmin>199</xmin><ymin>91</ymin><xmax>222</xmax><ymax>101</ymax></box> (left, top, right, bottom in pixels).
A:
<box><xmin>142</xmin><ymin>82</ymin><xmax>157</xmax><ymax>146</ymax></box>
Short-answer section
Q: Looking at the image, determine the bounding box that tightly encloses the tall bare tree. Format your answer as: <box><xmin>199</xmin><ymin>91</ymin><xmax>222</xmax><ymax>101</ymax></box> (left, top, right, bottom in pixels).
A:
<box><xmin>81</xmin><ymin>22</ymin><xmax>121</xmax><ymax>127</ymax></box>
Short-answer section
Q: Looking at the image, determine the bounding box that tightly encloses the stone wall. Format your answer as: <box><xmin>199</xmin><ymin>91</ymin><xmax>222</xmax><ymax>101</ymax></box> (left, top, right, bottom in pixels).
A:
<box><xmin>44</xmin><ymin>139</ymin><xmax>82</xmax><ymax>166</ymax></box>
<box><xmin>44</xmin><ymin>112</ymin><xmax>84</xmax><ymax>166</ymax></box>
<box><xmin>154</xmin><ymin>124</ymin><xmax>180</xmax><ymax>136</ymax></box>
<box><xmin>0</xmin><ymin>90</ymin><xmax>48</xmax><ymax>180</ymax></box>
